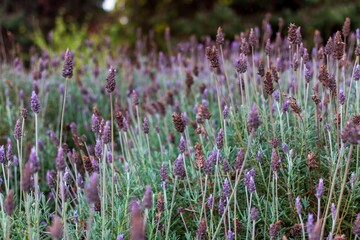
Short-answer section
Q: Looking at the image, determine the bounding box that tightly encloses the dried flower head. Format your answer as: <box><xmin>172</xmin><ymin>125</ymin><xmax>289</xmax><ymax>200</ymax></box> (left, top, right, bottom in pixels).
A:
<box><xmin>21</xmin><ymin>108</ymin><xmax>28</xmax><ymax>120</ymax></box>
<box><xmin>105</xmin><ymin>66</ymin><xmax>116</xmax><ymax>93</ymax></box>
<box><xmin>307</xmin><ymin>152</ymin><xmax>318</xmax><ymax>169</ymax></box>
<box><xmin>288</xmin><ymin>23</ymin><xmax>297</xmax><ymax>45</ymax></box>
<box><xmin>216</xmin><ymin>26</ymin><xmax>225</xmax><ymax>46</ymax></box>
<box><xmin>269</xmin><ymin>221</ymin><xmax>281</xmax><ymax>239</ymax></box>
<box><xmin>334</xmin><ymin>31</ymin><xmax>345</xmax><ymax>60</ymax></box>
<box><xmin>234</xmin><ymin>53</ymin><xmax>247</xmax><ymax>74</ymax></box>
<box><xmin>205</xmin><ymin>45</ymin><xmax>220</xmax><ymax>69</ymax></box>
<box><xmin>62</xmin><ymin>49</ymin><xmax>74</xmax><ymax>79</ymax></box>
<box><xmin>324</xmin><ymin>37</ymin><xmax>334</xmax><ymax>55</ymax></box>
<box><xmin>197</xmin><ymin>218</ymin><xmax>207</xmax><ymax>239</ymax></box>
<box><xmin>341</xmin><ymin>119</ymin><xmax>360</xmax><ymax>145</ymax></box>
<box><xmin>290</xmin><ymin>97</ymin><xmax>302</xmax><ymax>115</ymax></box>
<box><xmin>249</xmin><ymin>28</ymin><xmax>257</xmax><ymax>48</ymax></box>
<box><xmin>264</xmin><ymin>71</ymin><xmax>275</xmax><ymax>95</ymax></box>
<box><xmin>194</xmin><ymin>143</ymin><xmax>205</xmax><ymax>169</ymax></box>
<box><xmin>172</xmin><ymin>113</ymin><xmax>186</xmax><ymax>133</ymax></box>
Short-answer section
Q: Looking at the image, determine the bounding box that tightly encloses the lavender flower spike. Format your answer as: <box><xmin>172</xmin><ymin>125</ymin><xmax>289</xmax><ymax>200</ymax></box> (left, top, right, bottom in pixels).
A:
<box><xmin>31</xmin><ymin>91</ymin><xmax>40</xmax><ymax>114</ymax></box>
<box><xmin>14</xmin><ymin>119</ymin><xmax>22</xmax><ymax>140</ymax></box>
<box><xmin>216</xmin><ymin>128</ymin><xmax>224</xmax><ymax>149</ymax></box>
<box><xmin>247</xmin><ymin>104</ymin><xmax>262</xmax><ymax>132</ymax></box>
<box><xmin>315</xmin><ymin>178</ymin><xmax>324</xmax><ymax>199</ymax></box>
<box><xmin>56</xmin><ymin>147</ymin><xmax>66</xmax><ymax>172</ymax></box>
<box><xmin>0</xmin><ymin>146</ymin><xmax>5</xmax><ymax>164</ymax></box>
<box><xmin>178</xmin><ymin>136</ymin><xmax>186</xmax><ymax>154</ymax></box>
<box><xmin>142</xmin><ymin>185</ymin><xmax>153</xmax><ymax>209</ymax></box>
<box><xmin>62</xmin><ymin>49</ymin><xmax>74</xmax><ymax>79</ymax></box>
<box><xmin>295</xmin><ymin>196</ymin><xmax>302</xmax><ymax>215</ymax></box>
<box><xmin>105</xmin><ymin>66</ymin><xmax>116</xmax><ymax>93</ymax></box>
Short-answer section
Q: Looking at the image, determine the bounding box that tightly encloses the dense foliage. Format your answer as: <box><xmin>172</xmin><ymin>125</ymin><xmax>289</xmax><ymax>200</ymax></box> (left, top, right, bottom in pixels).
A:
<box><xmin>0</xmin><ymin>17</ymin><xmax>360</xmax><ymax>239</ymax></box>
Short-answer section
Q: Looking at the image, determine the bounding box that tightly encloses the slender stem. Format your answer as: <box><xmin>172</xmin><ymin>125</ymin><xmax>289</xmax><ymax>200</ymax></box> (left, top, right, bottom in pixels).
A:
<box><xmin>332</xmin><ymin>145</ymin><xmax>354</xmax><ymax>236</ymax></box>
<box><xmin>110</xmin><ymin>93</ymin><xmax>115</xmax><ymax>220</ymax></box>
<box><xmin>59</xmin><ymin>78</ymin><xmax>69</xmax><ymax>147</ymax></box>
<box><xmin>165</xmin><ymin>176</ymin><xmax>178</xmax><ymax>240</ymax></box>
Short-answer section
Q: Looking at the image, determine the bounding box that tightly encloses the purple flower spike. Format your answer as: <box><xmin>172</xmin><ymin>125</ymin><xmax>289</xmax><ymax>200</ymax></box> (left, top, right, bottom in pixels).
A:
<box><xmin>315</xmin><ymin>178</ymin><xmax>324</xmax><ymax>199</ymax></box>
<box><xmin>222</xmin><ymin>178</ymin><xmax>231</xmax><ymax>198</ymax></box>
<box><xmin>354</xmin><ymin>64</ymin><xmax>360</xmax><ymax>81</ymax></box>
<box><xmin>247</xmin><ymin>104</ymin><xmax>262</xmax><ymax>132</ymax></box>
<box><xmin>160</xmin><ymin>163</ymin><xmax>168</xmax><ymax>183</ymax></box>
<box><xmin>331</xmin><ymin>203</ymin><xmax>336</xmax><ymax>221</ymax></box>
<box><xmin>250</xmin><ymin>207</ymin><xmax>259</xmax><ymax>221</ymax></box>
<box><xmin>29</xmin><ymin>147</ymin><xmax>39</xmax><ymax>173</ymax></box>
<box><xmin>0</xmin><ymin>146</ymin><xmax>5</xmax><ymax>164</ymax></box>
<box><xmin>173</xmin><ymin>155</ymin><xmax>185</xmax><ymax>179</ymax></box>
<box><xmin>178</xmin><ymin>136</ymin><xmax>186</xmax><ymax>154</ymax></box>
<box><xmin>143</xmin><ymin>117</ymin><xmax>149</xmax><ymax>134</ymax></box>
<box><xmin>31</xmin><ymin>91</ymin><xmax>40</xmax><ymax>114</ymax></box>
<box><xmin>307</xmin><ymin>213</ymin><xmax>314</xmax><ymax>234</ymax></box>
<box><xmin>295</xmin><ymin>196</ymin><xmax>302</xmax><ymax>215</ymax></box>
<box><xmin>142</xmin><ymin>185</ymin><xmax>152</xmax><ymax>209</ymax></box>
<box><xmin>208</xmin><ymin>194</ymin><xmax>213</xmax><ymax>208</ymax></box>
<box><xmin>216</xmin><ymin>128</ymin><xmax>224</xmax><ymax>149</ymax></box>
<box><xmin>14</xmin><ymin>119</ymin><xmax>22</xmax><ymax>140</ymax></box>
<box><xmin>227</xmin><ymin>230</ymin><xmax>234</xmax><ymax>240</ymax></box>
<box><xmin>56</xmin><ymin>147</ymin><xmax>66</xmax><ymax>172</ymax></box>
<box><xmin>102</xmin><ymin>121</ymin><xmax>111</xmax><ymax>144</ymax></box>
<box><xmin>338</xmin><ymin>91</ymin><xmax>345</xmax><ymax>105</ymax></box>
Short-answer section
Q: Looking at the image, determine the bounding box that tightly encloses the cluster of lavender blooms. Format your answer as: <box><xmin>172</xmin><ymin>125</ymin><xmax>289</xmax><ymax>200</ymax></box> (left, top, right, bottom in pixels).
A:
<box><xmin>0</xmin><ymin>15</ymin><xmax>359</xmax><ymax>240</ymax></box>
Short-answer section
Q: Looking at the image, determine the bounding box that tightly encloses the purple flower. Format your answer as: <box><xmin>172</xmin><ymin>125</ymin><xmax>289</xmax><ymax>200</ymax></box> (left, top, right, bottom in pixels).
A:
<box><xmin>77</xmin><ymin>173</ymin><xmax>84</xmax><ymax>189</ymax></box>
<box><xmin>256</xmin><ymin>151</ymin><xmax>262</xmax><ymax>161</ymax></box>
<box><xmin>208</xmin><ymin>194</ymin><xmax>213</xmax><ymax>208</ymax></box>
<box><xmin>281</xmin><ymin>98</ymin><xmax>290</xmax><ymax>112</ymax></box>
<box><xmin>315</xmin><ymin>178</ymin><xmax>324</xmax><ymax>199</ymax></box>
<box><xmin>227</xmin><ymin>230</ymin><xmax>234</xmax><ymax>240</ymax></box>
<box><xmin>117</xmin><ymin>234</ymin><xmax>124</xmax><ymax>240</ymax></box>
<box><xmin>222</xmin><ymin>159</ymin><xmax>230</xmax><ymax>173</ymax></box>
<box><xmin>142</xmin><ymin>185</ymin><xmax>152</xmax><ymax>209</ymax></box>
<box><xmin>6</xmin><ymin>138</ymin><xmax>12</xmax><ymax>162</ymax></box>
<box><xmin>105</xmin><ymin>66</ymin><xmax>116</xmax><ymax>93</ymax></box>
<box><xmin>307</xmin><ymin>213</ymin><xmax>314</xmax><ymax>234</ymax></box>
<box><xmin>14</xmin><ymin>119</ymin><xmax>22</xmax><ymax>140</ymax></box>
<box><xmin>282</xmin><ymin>143</ymin><xmax>289</xmax><ymax>153</ymax></box>
<box><xmin>178</xmin><ymin>136</ymin><xmax>186</xmax><ymax>154</ymax></box>
<box><xmin>223</xmin><ymin>105</ymin><xmax>229</xmax><ymax>118</ymax></box>
<box><xmin>331</xmin><ymin>203</ymin><xmax>336</xmax><ymax>221</ymax></box>
<box><xmin>173</xmin><ymin>155</ymin><xmax>185</xmax><ymax>179</ymax></box>
<box><xmin>218</xmin><ymin>198</ymin><xmax>224</xmax><ymax>215</ymax></box>
<box><xmin>46</xmin><ymin>170</ymin><xmax>57</xmax><ymax>189</ymax></box>
<box><xmin>0</xmin><ymin>146</ymin><xmax>5</xmax><ymax>164</ymax></box>
<box><xmin>338</xmin><ymin>91</ymin><xmax>345</xmax><ymax>105</ymax></box>
<box><xmin>62</xmin><ymin>49</ymin><xmax>74</xmax><ymax>79</ymax></box>
<box><xmin>216</xmin><ymin>128</ymin><xmax>224</xmax><ymax>149</ymax></box>
<box><xmin>56</xmin><ymin>147</ymin><xmax>66</xmax><ymax>172</ymax></box>
<box><xmin>95</xmin><ymin>139</ymin><xmax>102</xmax><ymax>159</ymax></box>
<box><xmin>160</xmin><ymin>163</ymin><xmax>168</xmax><ymax>183</ymax></box>
<box><xmin>355</xmin><ymin>64</ymin><xmax>360</xmax><ymax>81</ymax></box>
<box><xmin>30</xmin><ymin>91</ymin><xmax>40</xmax><ymax>114</ymax></box>
<box><xmin>234</xmin><ymin>53</ymin><xmax>247</xmax><ymax>73</ymax></box>
<box><xmin>86</xmin><ymin>173</ymin><xmax>100</xmax><ymax>204</ymax></box>
<box><xmin>247</xmin><ymin>104</ymin><xmax>262</xmax><ymax>132</ymax></box>
<box><xmin>143</xmin><ymin>117</ymin><xmax>149</xmax><ymax>134</ymax></box>
<box><xmin>295</xmin><ymin>196</ymin><xmax>302</xmax><ymax>215</ymax></box>
<box><xmin>222</xmin><ymin>178</ymin><xmax>231</xmax><ymax>198</ymax></box>
<box><xmin>91</xmin><ymin>114</ymin><xmax>101</xmax><ymax>135</ymax></box>
<box><xmin>29</xmin><ymin>147</ymin><xmax>39</xmax><ymax>173</ymax></box>
<box><xmin>251</xmin><ymin>207</ymin><xmax>259</xmax><ymax>221</ymax></box>
<box><xmin>102</xmin><ymin>121</ymin><xmax>111</xmax><ymax>144</ymax></box>
<box><xmin>107</xmin><ymin>151</ymin><xmax>112</xmax><ymax>164</ymax></box>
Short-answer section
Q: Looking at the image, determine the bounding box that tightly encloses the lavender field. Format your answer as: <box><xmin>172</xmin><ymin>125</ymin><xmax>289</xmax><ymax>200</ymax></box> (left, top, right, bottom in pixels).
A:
<box><xmin>0</xmin><ymin>18</ymin><xmax>360</xmax><ymax>240</ymax></box>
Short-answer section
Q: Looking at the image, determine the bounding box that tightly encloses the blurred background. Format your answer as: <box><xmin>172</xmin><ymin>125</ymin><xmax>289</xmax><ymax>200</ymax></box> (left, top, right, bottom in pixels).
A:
<box><xmin>1</xmin><ymin>0</ymin><xmax>359</xmax><ymax>63</ymax></box>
